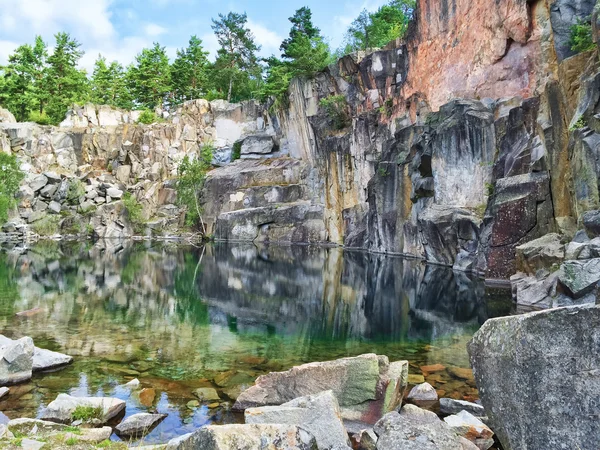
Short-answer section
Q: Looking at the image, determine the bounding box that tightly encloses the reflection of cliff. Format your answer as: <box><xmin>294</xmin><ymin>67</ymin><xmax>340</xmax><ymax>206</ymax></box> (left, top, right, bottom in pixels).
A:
<box><xmin>196</xmin><ymin>244</ymin><xmax>505</xmax><ymax>343</ymax></box>
<box><xmin>0</xmin><ymin>242</ymin><xmax>510</xmax><ymax>374</ymax></box>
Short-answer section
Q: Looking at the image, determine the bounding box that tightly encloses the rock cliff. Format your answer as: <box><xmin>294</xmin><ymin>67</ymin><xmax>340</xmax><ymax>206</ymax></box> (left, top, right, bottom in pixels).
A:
<box><xmin>2</xmin><ymin>0</ymin><xmax>600</xmax><ymax>281</ymax></box>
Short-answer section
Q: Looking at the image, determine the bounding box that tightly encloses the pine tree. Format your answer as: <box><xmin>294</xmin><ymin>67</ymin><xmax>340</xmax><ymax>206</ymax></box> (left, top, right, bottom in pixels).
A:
<box><xmin>128</xmin><ymin>43</ymin><xmax>172</xmax><ymax>110</ymax></box>
<box><xmin>211</xmin><ymin>12</ymin><xmax>261</xmax><ymax>102</ymax></box>
<box><xmin>171</xmin><ymin>36</ymin><xmax>210</xmax><ymax>104</ymax></box>
<box><xmin>0</xmin><ymin>36</ymin><xmax>47</xmax><ymax>122</ymax></box>
<box><xmin>43</xmin><ymin>32</ymin><xmax>89</xmax><ymax>124</ymax></box>
<box><xmin>280</xmin><ymin>6</ymin><xmax>321</xmax><ymax>58</ymax></box>
<box><xmin>90</xmin><ymin>56</ymin><xmax>132</xmax><ymax>109</ymax></box>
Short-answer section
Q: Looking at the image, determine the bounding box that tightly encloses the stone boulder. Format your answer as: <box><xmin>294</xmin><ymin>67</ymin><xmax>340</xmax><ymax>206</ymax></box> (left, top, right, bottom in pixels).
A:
<box><xmin>373</xmin><ymin>405</ymin><xmax>478</xmax><ymax>450</ymax></box>
<box><xmin>241</xmin><ymin>135</ymin><xmax>275</xmax><ymax>156</ymax></box>
<box><xmin>583</xmin><ymin>210</ymin><xmax>600</xmax><ymax>237</ymax></box>
<box><xmin>0</xmin><ymin>336</ymin><xmax>72</xmax><ymax>372</ymax></box>
<box><xmin>406</xmin><ymin>382</ymin><xmax>438</xmax><ymax>402</ymax></box>
<box><xmin>0</xmin><ymin>107</ymin><xmax>16</xmax><ymax>123</ymax></box>
<box><xmin>40</xmin><ymin>393</ymin><xmax>126</xmax><ymax>424</ymax></box>
<box><xmin>165</xmin><ymin>424</ymin><xmax>317</xmax><ymax>450</ymax></box>
<box><xmin>245</xmin><ymin>390</ymin><xmax>350</xmax><ymax>450</ymax></box>
<box><xmin>468</xmin><ymin>304</ymin><xmax>600</xmax><ymax>450</ymax></box>
<box><xmin>8</xmin><ymin>418</ymin><xmax>111</xmax><ymax>443</ymax></box>
<box><xmin>443</xmin><ymin>411</ymin><xmax>494</xmax><ymax>450</ymax></box>
<box><xmin>234</xmin><ymin>354</ymin><xmax>407</xmax><ymax>424</ymax></box>
<box><xmin>115</xmin><ymin>413</ymin><xmax>167</xmax><ymax>439</ymax></box>
<box><xmin>0</xmin><ymin>336</ymin><xmax>34</xmax><ymax>385</ymax></box>
<box><xmin>558</xmin><ymin>258</ymin><xmax>600</xmax><ymax>298</ymax></box>
<box><xmin>515</xmin><ymin>233</ymin><xmax>564</xmax><ymax>274</ymax></box>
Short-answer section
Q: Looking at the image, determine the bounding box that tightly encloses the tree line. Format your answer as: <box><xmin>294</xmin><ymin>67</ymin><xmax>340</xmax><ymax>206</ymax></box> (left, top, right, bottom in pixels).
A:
<box><xmin>0</xmin><ymin>1</ymin><xmax>415</xmax><ymax>125</ymax></box>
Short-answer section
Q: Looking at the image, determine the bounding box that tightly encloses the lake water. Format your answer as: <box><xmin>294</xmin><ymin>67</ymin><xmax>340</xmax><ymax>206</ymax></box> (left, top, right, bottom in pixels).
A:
<box><xmin>0</xmin><ymin>240</ymin><xmax>512</xmax><ymax>444</ymax></box>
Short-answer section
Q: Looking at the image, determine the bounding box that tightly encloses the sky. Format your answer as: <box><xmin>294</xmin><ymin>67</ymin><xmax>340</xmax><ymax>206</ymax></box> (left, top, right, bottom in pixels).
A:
<box><xmin>0</xmin><ymin>0</ymin><xmax>389</xmax><ymax>73</ymax></box>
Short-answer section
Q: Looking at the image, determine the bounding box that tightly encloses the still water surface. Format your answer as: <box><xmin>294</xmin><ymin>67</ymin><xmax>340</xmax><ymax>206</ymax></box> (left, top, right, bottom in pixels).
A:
<box><xmin>0</xmin><ymin>241</ymin><xmax>511</xmax><ymax>444</ymax></box>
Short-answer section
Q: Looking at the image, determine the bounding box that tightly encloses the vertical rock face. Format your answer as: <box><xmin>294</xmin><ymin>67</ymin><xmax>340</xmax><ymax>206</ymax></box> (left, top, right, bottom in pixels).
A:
<box><xmin>550</xmin><ymin>0</ymin><xmax>596</xmax><ymax>61</ymax></box>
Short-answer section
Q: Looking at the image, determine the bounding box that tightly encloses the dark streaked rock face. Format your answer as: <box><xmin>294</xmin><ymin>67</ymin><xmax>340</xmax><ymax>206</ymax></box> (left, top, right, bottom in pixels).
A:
<box><xmin>468</xmin><ymin>304</ymin><xmax>600</xmax><ymax>450</ymax></box>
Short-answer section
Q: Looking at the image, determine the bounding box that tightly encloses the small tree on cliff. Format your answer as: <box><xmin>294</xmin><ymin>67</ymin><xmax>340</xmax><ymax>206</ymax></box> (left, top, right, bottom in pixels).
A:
<box><xmin>177</xmin><ymin>144</ymin><xmax>214</xmax><ymax>234</ymax></box>
<box><xmin>211</xmin><ymin>12</ymin><xmax>261</xmax><ymax>102</ymax></box>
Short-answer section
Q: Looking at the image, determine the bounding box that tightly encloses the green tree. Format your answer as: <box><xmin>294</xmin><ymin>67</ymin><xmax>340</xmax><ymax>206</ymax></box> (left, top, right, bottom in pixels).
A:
<box><xmin>0</xmin><ymin>153</ymin><xmax>24</xmax><ymax>223</ymax></box>
<box><xmin>211</xmin><ymin>12</ymin><xmax>261</xmax><ymax>102</ymax></box>
<box><xmin>43</xmin><ymin>32</ymin><xmax>89</xmax><ymax>124</ymax></box>
<box><xmin>280</xmin><ymin>6</ymin><xmax>321</xmax><ymax>58</ymax></box>
<box><xmin>259</xmin><ymin>7</ymin><xmax>330</xmax><ymax>105</ymax></box>
<box><xmin>343</xmin><ymin>0</ymin><xmax>415</xmax><ymax>53</ymax></box>
<box><xmin>128</xmin><ymin>43</ymin><xmax>172</xmax><ymax>110</ymax></box>
<box><xmin>176</xmin><ymin>143</ymin><xmax>214</xmax><ymax>233</ymax></box>
<box><xmin>0</xmin><ymin>36</ymin><xmax>47</xmax><ymax>121</ymax></box>
<box><xmin>90</xmin><ymin>55</ymin><xmax>133</xmax><ymax>109</ymax></box>
<box><xmin>171</xmin><ymin>36</ymin><xmax>210</xmax><ymax>104</ymax></box>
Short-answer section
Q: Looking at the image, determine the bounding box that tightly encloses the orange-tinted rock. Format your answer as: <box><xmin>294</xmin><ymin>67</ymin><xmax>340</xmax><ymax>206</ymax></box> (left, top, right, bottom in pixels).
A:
<box><xmin>420</xmin><ymin>364</ymin><xmax>446</xmax><ymax>373</ymax></box>
<box><xmin>138</xmin><ymin>388</ymin><xmax>155</xmax><ymax>407</ymax></box>
<box><xmin>448</xmin><ymin>367</ymin><xmax>474</xmax><ymax>381</ymax></box>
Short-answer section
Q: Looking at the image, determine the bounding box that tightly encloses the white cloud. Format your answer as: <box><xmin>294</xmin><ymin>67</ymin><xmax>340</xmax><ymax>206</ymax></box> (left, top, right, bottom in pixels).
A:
<box><xmin>247</xmin><ymin>20</ymin><xmax>284</xmax><ymax>57</ymax></box>
<box><xmin>144</xmin><ymin>23</ymin><xmax>168</xmax><ymax>37</ymax></box>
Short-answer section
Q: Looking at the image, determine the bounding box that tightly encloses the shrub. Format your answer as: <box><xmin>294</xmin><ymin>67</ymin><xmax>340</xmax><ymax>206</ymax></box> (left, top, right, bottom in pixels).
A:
<box><xmin>71</xmin><ymin>405</ymin><xmax>103</xmax><ymax>421</ymax></box>
<box><xmin>570</xmin><ymin>116</ymin><xmax>587</xmax><ymax>131</ymax></box>
<box><xmin>320</xmin><ymin>95</ymin><xmax>350</xmax><ymax>130</ymax></box>
<box><xmin>67</xmin><ymin>179</ymin><xmax>86</xmax><ymax>205</ymax></box>
<box><xmin>137</xmin><ymin>110</ymin><xmax>159</xmax><ymax>125</ymax></box>
<box><xmin>485</xmin><ymin>182</ymin><xmax>495</xmax><ymax>197</ymax></box>
<box><xmin>177</xmin><ymin>144</ymin><xmax>214</xmax><ymax>232</ymax></box>
<box><xmin>232</xmin><ymin>141</ymin><xmax>242</xmax><ymax>161</ymax></box>
<box><xmin>31</xmin><ymin>216</ymin><xmax>61</xmax><ymax>236</ymax></box>
<box><xmin>28</xmin><ymin>110</ymin><xmax>53</xmax><ymax>125</ymax></box>
<box><xmin>0</xmin><ymin>153</ymin><xmax>24</xmax><ymax>224</ymax></box>
<box><xmin>569</xmin><ymin>19</ymin><xmax>595</xmax><ymax>53</ymax></box>
<box><xmin>122</xmin><ymin>192</ymin><xmax>144</xmax><ymax>231</ymax></box>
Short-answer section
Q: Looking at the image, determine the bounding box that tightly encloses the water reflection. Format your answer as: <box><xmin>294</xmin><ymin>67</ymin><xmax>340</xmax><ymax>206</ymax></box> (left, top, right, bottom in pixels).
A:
<box><xmin>0</xmin><ymin>241</ymin><xmax>511</xmax><ymax>443</ymax></box>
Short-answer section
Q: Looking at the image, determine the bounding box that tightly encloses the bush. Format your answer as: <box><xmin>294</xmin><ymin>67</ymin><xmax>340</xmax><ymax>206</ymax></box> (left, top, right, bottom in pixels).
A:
<box><xmin>137</xmin><ymin>110</ymin><xmax>159</xmax><ymax>125</ymax></box>
<box><xmin>570</xmin><ymin>19</ymin><xmax>595</xmax><ymax>53</ymax></box>
<box><xmin>570</xmin><ymin>116</ymin><xmax>587</xmax><ymax>131</ymax></box>
<box><xmin>232</xmin><ymin>141</ymin><xmax>242</xmax><ymax>161</ymax></box>
<box><xmin>67</xmin><ymin>179</ymin><xmax>85</xmax><ymax>205</ymax></box>
<box><xmin>0</xmin><ymin>153</ymin><xmax>24</xmax><ymax>223</ymax></box>
<box><xmin>28</xmin><ymin>110</ymin><xmax>53</xmax><ymax>125</ymax></box>
<box><xmin>71</xmin><ymin>405</ymin><xmax>103</xmax><ymax>421</ymax></box>
<box><xmin>320</xmin><ymin>95</ymin><xmax>350</xmax><ymax>130</ymax></box>
<box><xmin>177</xmin><ymin>144</ymin><xmax>214</xmax><ymax>231</ymax></box>
<box><xmin>122</xmin><ymin>192</ymin><xmax>144</xmax><ymax>231</ymax></box>
<box><xmin>31</xmin><ymin>216</ymin><xmax>61</xmax><ymax>236</ymax></box>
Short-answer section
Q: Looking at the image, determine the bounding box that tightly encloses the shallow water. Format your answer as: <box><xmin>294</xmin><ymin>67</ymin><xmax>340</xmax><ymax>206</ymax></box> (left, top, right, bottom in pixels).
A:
<box><xmin>0</xmin><ymin>240</ymin><xmax>511</xmax><ymax>444</ymax></box>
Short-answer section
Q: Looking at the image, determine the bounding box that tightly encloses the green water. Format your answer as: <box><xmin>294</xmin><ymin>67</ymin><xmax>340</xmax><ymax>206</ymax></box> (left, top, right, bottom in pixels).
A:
<box><xmin>0</xmin><ymin>240</ymin><xmax>512</xmax><ymax>444</ymax></box>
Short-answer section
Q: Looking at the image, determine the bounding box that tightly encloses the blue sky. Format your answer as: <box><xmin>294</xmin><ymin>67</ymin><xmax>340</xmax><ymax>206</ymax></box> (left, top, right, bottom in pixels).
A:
<box><xmin>0</xmin><ymin>0</ymin><xmax>388</xmax><ymax>73</ymax></box>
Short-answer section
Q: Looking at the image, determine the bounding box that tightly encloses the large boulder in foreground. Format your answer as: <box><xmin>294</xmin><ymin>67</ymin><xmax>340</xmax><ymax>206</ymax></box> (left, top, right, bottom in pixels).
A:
<box><xmin>166</xmin><ymin>424</ymin><xmax>317</xmax><ymax>450</ymax></box>
<box><xmin>40</xmin><ymin>393</ymin><xmax>126</xmax><ymax>424</ymax></box>
<box><xmin>233</xmin><ymin>354</ymin><xmax>407</xmax><ymax>424</ymax></box>
<box><xmin>0</xmin><ymin>336</ymin><xmax>34</xmax><ymax>385</ymax></box>
<box><xmin>468</xmin><ymin>304</ymin><xmax>600</xmax><ymax>449</ymax></box>
<box><xmin>245</xmin><ymin>390</ymin><xmax>349</xmax><ymax>450</ymax></box>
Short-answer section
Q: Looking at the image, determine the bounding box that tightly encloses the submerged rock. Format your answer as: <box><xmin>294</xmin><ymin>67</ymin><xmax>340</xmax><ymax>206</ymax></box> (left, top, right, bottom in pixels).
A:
<box><xmin>0</xmin><ymin>336</ymin><xmax>34</xmax><ymax>385</ymax></box>
<box><xmin>40</xmin><ymin>393</ymin><xmax>125</xmax><ymax>424</ymax></box>
<box><xmin>245</xmin><ymin>390</ymin><xmax>350</xmax><ymax>450</ymax></box>
<box><xmin>194</xmin><ymin>387</ymin><xmax>220</xmax><ymax>402</ymax></box>
<box><xmin>439</xmin><ymin>398</ymin><xmax>485</xmax><ymax>417</ymax></box>
<box><xmin>373</xmin><ymin>405</ymin><xmax>478</xmax><ymax>450</ymax></box>
<box><xmin>115</xmin><ymin>413</ymin><xmax>167</xmax><ymax>439</ymax></box>
<box><xmin>468</xmin><ymin>304</ymin><xmax>600</xmax><ymax>450</ymax></box>
<box><xmin>165</xmin><ymin>424</ymin><xmax>317</xmax><ymax>450</ymax></box>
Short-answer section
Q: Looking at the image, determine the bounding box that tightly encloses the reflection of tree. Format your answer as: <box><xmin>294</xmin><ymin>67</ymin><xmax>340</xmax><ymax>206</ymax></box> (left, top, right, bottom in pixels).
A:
<box><xmin>174</xmin><ymin>249</ymin><xmax>209</xmax><ymax>327</ymax></box>
<box><xmin>0</xmin><ymin>252</ymin><xmax>19</xmax><ymax>316</ymax></box>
